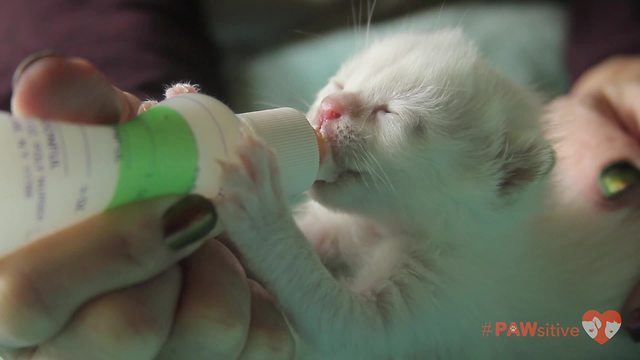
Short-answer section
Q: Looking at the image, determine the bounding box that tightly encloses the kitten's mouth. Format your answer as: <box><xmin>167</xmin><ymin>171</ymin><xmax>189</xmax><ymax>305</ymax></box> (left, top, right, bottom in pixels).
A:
<box><xmin>313</xmin><ymin>123</ymin><xmax>365</xmax><ymax>185</ymax></box>
<box><xmin>314</xmin><ymin>170</ymin><xmax>362</xmax><ymax>186</ymax></box>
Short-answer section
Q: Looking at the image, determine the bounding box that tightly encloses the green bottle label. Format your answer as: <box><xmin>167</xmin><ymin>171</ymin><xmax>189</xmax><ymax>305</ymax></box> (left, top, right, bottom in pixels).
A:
<box><xmin>108</xmin><ymin>106</ymin><xmax>198</xmax><ymax>208</ymax></box>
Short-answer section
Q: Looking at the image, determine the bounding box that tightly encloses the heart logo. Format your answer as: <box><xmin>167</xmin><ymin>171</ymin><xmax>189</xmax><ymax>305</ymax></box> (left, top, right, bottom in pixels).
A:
<box><xmin>581</xmin><ymin>310</ymin><xmax>622</xmax><ymax>344</ymax></box>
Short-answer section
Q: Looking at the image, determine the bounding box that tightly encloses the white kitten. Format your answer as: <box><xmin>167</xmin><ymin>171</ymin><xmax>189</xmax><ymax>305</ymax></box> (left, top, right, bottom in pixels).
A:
<box><xmin>215</xmin><ymin>29</ymin><xmax>640</xmax><ymax>359</ymax></box>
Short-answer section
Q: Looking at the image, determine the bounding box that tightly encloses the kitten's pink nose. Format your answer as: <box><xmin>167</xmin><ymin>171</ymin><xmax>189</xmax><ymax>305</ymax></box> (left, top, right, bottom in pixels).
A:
<box><xmin>319</xmin><ymin>97</ymin><xmax>343</xmax><ymax>122</ymax></box>
<box><xmin>319</xmin><ymin>92</ymin><xmax>361</xmax><ymax>123</ymax></box>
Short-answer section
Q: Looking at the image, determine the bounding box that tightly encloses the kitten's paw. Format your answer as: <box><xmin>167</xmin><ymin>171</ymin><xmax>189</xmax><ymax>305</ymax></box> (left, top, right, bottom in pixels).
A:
<box><xmin>215</xmin><ymin>132</ymin><xmax>291</xmax><ymax>248</ymax></box>
<box><xmin>137</xmin><ymin>100</ymin><xmax>158</xmax><ymax>114</ymax></box>
<box><xmin>136</xmin><ymin>82</ymin><xmax>199</xmax><ymax>114</ymax></box>
<box><xmin>165</xmin><ymin>82</ymin><xmax>199</xmax><ymax>98</ymax></box>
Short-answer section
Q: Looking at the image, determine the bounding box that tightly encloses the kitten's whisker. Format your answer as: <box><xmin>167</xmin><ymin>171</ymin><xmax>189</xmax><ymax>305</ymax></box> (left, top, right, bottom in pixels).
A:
<box><xmin>293</xmin><ymin>30</ymin><xmax>323</xmax><ymax>39</ymax></box>
<box><xmin>351</xmin><ymin>0</ymin><xmax>356</xmax><ymax>28</ymax></box>
<box><xmin>365</xmin><ymin>150</ymin><xmax>397</xmax><ymax>196</ymax></box>
<box><xmin>435</xmin><ymin>2</ymin><xmax>447</xmax><ymax>29</ymax></box>
<box><xmin>355</xmin><ymin>156</ymin><xmax>373</xmax><ymax>190</ymax></box>
<box><xmin>353</xmin><ymin>145</ymin><xmax>374</xmax><ymax>191</ymax></box>
<box><xmin>358</xmin><ymin>0</ymin><xmax>363</xmax><ymax>33</ymax></box>
<box><xmin>362</xmin><ymin>153</ymin><xmax>384</xmax><ymax>194</ymax></box>
<box><xmin>357</xmin><ymin>115</ymin><xmax>368</xmax><ymax>133</ymax></box>
<box><xmin>256</xmin><ymin>99</ymin><xmax>310</xmax><ymax>116</ymax></box>
<box><xmin>359</xmin><ymin>148</ymin><xmax>383</xmax><ymax>193</ymax></box>
<box><xmin>356</xmin><ymin>142</ymin><xmax>394</xmax><ymax>196</ymax></box>
<box><xmin>404</xmin><ymin>84</ymin><xmax>469</xmax><ymax>98</ymax></box>
<box><xmin>365</xmin><ymin>0</ymin><xmax>377</xmax><ymax>46</ymax></box>
<box><xmin>254</xmin><ymin>101</ymin><xmax>285</xmax><ymax>109</ymax></box>
<box><xmin>455</xmin><ymin>8</ymin><xmax>470</xmax><ymax>29</ymax></box>
<box><xmin>243</xmin><ymin>71</ymin><xmax>313</xmax><ymax>111</ymax></box>
<box><xmin>351</xmin><ymin>0</ymin><xmax>360</xmax><ymax>46</ymax></box>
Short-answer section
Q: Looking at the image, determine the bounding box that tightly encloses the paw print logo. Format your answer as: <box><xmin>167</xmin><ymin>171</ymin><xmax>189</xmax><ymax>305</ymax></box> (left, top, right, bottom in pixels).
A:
<box><xmin>510</xmin><ymin>325</ymin><xmax>517</xmax><ymax>333</ymax></box>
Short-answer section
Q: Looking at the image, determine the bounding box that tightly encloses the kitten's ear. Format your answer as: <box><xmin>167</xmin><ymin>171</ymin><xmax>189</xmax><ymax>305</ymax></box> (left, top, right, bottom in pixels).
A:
<box><xmin>486</xmin><ymin>73</ymin><xmax>556</xmax><ymax>195</ymax></box>
<box><xmin>497</xmin><ymin>126</ymin><xmax>555</xmax><ymax>195</ymax></box>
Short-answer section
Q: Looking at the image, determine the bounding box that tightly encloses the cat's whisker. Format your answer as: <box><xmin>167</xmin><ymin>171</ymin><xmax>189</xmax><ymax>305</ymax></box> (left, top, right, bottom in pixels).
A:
<box><xmin>355</xmin><ymin>142</ymin><xmax>395</xmax><ymax>196</ymax></box>
<box><xmin>435</xmin><ymin>2</ymin><xmax>447</xmax><ymax>30</ymax></box>
<box><xmin>264</xmin><ymin>67</ymin><xmax>313</xmax><ymax>104</ymax></box>
<box><xmin>252</xmin><ymin>88</ymin><xmax>308</xmax><ymax>111</ymax></box>
<box><xmin>405</xmin><ymin>84</ymin><xmax>469</xmax><ymax>97</ymax></box>
<box><xmin>357</xmin><ymin>114</ymin><xmax>369</xmax><ymax>133</ymax></box>
<box><xmin>351</xmin><ymin>0</ymin><xmax>361</xmax><ymax>46</ymax></box>
<box><xmin>361</xmin><ymin>152</ymin><xmax>385</xmax><ymax>194</ymax></box>
<box><xmin>268</xmin><ymin>92</ymin><xmax>312</xmax><ymax>112</ymax></box>
<box><xmin>293</xmin><ymin>29</ymin><xmax>323</xmax><ymax>39</ymax></box>
<box><xmin>358</xmin><ymin>0</ymin><xmax>363</xmax><ymax>34</ymax></box>
<box><xmin>240</xmin><ymin>70</ymin><xmax>313</xmax><ymax>111</ymax></box>
<box><xmin>357</xmin><ymin>146</ymin><xmax>382</xmax><ymax>193</ymax></box>
<box><xmin>352</xmin><ymin>147</ymin><xmax>374</xmax><ymax>191</ymax></box>
<box><xmin>365</xmin><ymin>150</ymin><xmax>397</xmax><ymax>196</ymax></box>
<box><xmin>254</xmin><ymin>100</ymin><xmax>284</xmax><ymax>109</ymax></box>
<box><xmin>455</xmin><ymin>8</ymin><xmax>470</xmax><ymax>30</ymax></box>
<box><xmin>251</xmin><ymin>82</ymin><xmax>311</xmax><ymax>110</ymax></box>
<box><xmin>365</xmin><ymin>0</ymin><xmax>377</xmax><ymax>46</ymax></box>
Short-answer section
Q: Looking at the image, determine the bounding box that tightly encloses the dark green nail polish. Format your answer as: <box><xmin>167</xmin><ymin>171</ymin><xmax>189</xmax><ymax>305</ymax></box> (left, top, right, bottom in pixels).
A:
<box><xmin>12</xmin><ymin>49</ymin><xmax>65</xmax><ymax>90</ymax></box>
<box><xmin>163</xmin><ymin>195</ymin><xmax>217</xmax><ymax>250</ymax></box>
<box><xmin>598</xmin><ymin>161</ymin><xmax>640</xmax><ymax>198</ymax></box>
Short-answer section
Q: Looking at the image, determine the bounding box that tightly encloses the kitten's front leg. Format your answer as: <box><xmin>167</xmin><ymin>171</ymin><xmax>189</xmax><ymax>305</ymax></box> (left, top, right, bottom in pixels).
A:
<box><xmin>215</xmin><ymin>133</ymin><xmax>424</xmax><ymax>358</ymax></box>
<box><xmin>214</xmin><ymin>132</ymin><xmax>302</xmax><ymax>267</ymax></box>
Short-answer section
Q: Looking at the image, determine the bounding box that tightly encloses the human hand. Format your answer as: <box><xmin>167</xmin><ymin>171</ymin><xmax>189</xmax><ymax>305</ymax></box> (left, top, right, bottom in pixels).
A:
<box><xmin>1</xmin><ymin>52</ymin><xmax>293</xmax><ymax>359</ymax></box>
<box><xmin>546</xmin><ymin>55</ymin><xmax>640</xmax><ymax>210</ymax></box>
<box><xmin>546</xmin><ymin>56</ymin><xmax>640</xmax><ymax>340</ymax></box>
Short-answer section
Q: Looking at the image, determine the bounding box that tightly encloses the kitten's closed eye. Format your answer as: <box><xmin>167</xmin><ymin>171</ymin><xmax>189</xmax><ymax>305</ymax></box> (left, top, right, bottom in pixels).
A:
<box><xmin>373</xmin><ymin>104</ymin><xmax>392</xmax><ymax>115</ymax></box>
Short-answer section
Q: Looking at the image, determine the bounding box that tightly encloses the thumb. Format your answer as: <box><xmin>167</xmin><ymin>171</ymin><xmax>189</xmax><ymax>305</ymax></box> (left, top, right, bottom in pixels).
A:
<box><xmin>10</xmin><ymin>51</ymin><xmax>141</xmax><ymax>124</ymax></box>
<box><xmin>597</xmin><ymin>83</ymin><xmax>640</xmax><ymax>141</ymax></box>
<box><xmin>591</xmin><ymin>84</ymin><xmax>640</xmax><ymax>207</ymax></box>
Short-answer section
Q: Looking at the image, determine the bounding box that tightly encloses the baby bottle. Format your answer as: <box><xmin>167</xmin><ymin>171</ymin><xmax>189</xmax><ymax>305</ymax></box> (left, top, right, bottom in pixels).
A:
<box><xmin>0</xmin><ymin>93</ymin><xmax>324</xmax><ymax>256</ymax></box>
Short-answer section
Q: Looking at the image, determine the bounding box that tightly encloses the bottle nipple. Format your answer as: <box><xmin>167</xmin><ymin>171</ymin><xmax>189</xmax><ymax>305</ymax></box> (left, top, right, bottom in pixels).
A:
<box><xmin>314</xmin><ymin>127</ymin><xmax>328</xmax><ymax>164</ymax></box>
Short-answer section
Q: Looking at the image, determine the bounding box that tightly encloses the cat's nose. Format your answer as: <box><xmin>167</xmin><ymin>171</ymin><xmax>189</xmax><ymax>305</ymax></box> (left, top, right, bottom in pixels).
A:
<box><xmin>319</xmin><ymin>97</ymin><xmax>343</xmax><ymax>122</ymax></box>
<box><xmin>319</xmin><ymin>92</ymin><xmax>361</xmax><ymax>123</ymax></box>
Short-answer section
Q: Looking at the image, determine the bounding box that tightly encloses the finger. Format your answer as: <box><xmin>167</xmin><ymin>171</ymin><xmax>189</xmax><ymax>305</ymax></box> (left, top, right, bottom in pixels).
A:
<box><xmin>238</xmin><ymin>280</ymin><xmax>294</xmax><ymax>360</ymax></box>
<box><xmin>547</xmin><ymin>97</ymin><xmax>640</xmax><ymax>209</ymax></box>
<box><xmin>32</xmin><ymin>266</ymin><xmax>181</xmax><ymax>360</ymax></box>
<box><xmin>599</xmin><ymin>83</ymin><xmax>640</xmax><ymax>140</ymax></box>
<box><xmin>589</xmin><ymin>84</ymin><xmax>640</xmax><ymax>206</ymax></box>
<box><xmin>155</xmin><ymin>240</ymin><xmax>251</xmax><ymax>360</ymax></box>
<box><xmin>10</xmin><ymin>52</ymin><xmax>141</xmax><ymax>124</ymax></box>
<box><xmin>0</xmin><ymin>194</ymin><xmax>216</xmax><ymax>347</ymax></box>
<box><xmin>572</xmin><ymin>56</ymin><xmax>640</xmax><ymax>96</ymax></box>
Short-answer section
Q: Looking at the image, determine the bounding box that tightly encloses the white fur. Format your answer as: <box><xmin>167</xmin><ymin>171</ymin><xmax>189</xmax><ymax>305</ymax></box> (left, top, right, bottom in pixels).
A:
<box><xmin>214</xmin><ymin>29</ymin><xmax>640</xmax><ymax>359</ymax></box>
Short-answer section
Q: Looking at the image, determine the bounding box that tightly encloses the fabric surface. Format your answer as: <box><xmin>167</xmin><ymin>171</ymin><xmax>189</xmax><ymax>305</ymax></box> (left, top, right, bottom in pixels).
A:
<box><xmin>0</xmin><ymin>0</ymin><xmax>223</xmax><ymax>111</ymax></box>
<box><xmin>568</xmin><ymin>0</ymin><xmax>640</xmax><ymax>82</ymax></box>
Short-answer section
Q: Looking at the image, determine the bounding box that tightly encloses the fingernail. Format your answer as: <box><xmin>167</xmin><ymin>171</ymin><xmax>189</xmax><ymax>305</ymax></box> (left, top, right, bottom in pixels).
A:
<box><xmin>12</xmin><ymin>49</ymin><xmax>65</xmax><ymax>90</ymax></box>
<box><xmin>162</xmin><ymin>194</ymin><xmax>217</xmax><ymax>251</ymax></box>
<box><xmin>598</xmin><ymin>161</ymin><xmax>640</xmax><ymax>199</ymax></box>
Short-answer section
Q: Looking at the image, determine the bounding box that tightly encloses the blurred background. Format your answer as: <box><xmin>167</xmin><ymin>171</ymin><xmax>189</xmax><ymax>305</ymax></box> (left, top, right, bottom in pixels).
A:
<box><xmin>0</xmin><ymin>1</ymin><xmax>575</xmax><ymax>113</ymax></box>
<box><xmin>204</xmin><ymin>0</ymin><xmax>568</xmax><ymax>112</ymax></box>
